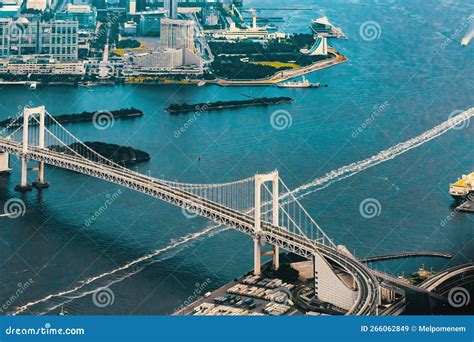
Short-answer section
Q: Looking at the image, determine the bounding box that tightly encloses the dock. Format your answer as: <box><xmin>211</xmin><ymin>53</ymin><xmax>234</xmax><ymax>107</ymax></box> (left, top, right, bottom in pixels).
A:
<box><xmin>360</xmin><ymin>252</ymin><xmax>452</xmax><ymax>263</ymax></box>
<box><xmin>215</xmin><ymin>56</ymin><xmax>347</xmax><ymax>87</ymax></box>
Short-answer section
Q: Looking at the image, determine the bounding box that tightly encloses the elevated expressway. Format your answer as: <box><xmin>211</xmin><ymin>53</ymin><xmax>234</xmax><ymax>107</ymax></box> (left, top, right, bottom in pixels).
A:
<box><xmin>0</xmin><ymin>139</ymin><xmax>379</xmax><ymax>315</ymax></box>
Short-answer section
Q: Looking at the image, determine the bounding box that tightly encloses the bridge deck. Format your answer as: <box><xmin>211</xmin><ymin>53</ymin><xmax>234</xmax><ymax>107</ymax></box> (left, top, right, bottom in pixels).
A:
<box><xmin>0</xmin><ymin>139</ymin><xmax>379</xmax><ymax>315</ymax></box>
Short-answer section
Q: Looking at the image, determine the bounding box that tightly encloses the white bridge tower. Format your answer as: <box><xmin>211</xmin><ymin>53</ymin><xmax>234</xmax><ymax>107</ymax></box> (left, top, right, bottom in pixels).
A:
<box><xmin>14</xmin><ymin>106</ymin><xmax>49</xmax><ymax>191</ymax></box>
<box><xmin>253</xmin><ymin>170</ymin><xmax>279</xmax><ymax>275</ymax></box>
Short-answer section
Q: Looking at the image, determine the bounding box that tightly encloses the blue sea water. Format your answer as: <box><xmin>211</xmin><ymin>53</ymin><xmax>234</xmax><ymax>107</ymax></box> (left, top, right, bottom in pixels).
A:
<box><xmin>0</xmin><ymin>0</ymin><xmax>472</xmax><ymax>314</ymax></box>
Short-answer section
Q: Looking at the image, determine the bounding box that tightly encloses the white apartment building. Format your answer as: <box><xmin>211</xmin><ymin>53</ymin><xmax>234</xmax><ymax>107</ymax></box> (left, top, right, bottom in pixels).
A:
<box><xmin>0</xmin><ymin>18</ymin><xmax>79</xmax><ymax>60</ymax></box>
<box><xmin>0</xmin><ymin>55</ymin><xmax>85</xmax><ymax>75</ymax></box>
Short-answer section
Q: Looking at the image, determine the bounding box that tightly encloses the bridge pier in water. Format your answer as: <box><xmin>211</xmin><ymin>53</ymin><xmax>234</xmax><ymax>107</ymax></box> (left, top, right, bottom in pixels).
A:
<box><xmin>0</xmin><ymin>150</ymin><xmax>10</xmax><ymax>174</ymax></box>
<box><xmin>15</xmin><ymin>106</ymin><xmax>49</xmax><ymax>192</ymax></box>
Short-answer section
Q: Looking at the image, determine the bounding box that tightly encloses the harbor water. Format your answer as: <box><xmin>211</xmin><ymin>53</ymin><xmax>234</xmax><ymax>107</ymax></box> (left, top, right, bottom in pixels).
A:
<box><xmin>0</xmin><ymin>0</ymin><xmax>472</xmax><ymax>314</ymax></box>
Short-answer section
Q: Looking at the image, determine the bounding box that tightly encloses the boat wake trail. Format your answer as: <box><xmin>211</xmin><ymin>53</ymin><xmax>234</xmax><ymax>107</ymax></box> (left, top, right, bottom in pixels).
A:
<box><xmin>282</xmin><ymin>107</ymin><xmax>473</xmax><ymax>201</ymax></box>
<box><xmin>13</xmin><ymin>108</ymin><xmax>472</xmax><ymax>314</ymax></box>
<box><xmin>11</xmin><ymin>225</ymin><xmax>229</xmax><ymax>315</ymax></box>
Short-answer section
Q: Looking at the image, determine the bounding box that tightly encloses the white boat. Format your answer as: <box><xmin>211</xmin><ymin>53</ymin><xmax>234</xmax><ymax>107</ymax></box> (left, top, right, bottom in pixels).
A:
<box><xmin>197</xmin><ymin>81</ymin><xmax>206</xmax><ymax>87</ymax></box>
<box><xmin>277</xmin><ymin>76</ymin><xmax>320</xmax><ymax>88</ymax></box>
<box><xmin>29</xmin><ymin>82</ymin><xmax>37</xmax><ymax>90</ymax></box>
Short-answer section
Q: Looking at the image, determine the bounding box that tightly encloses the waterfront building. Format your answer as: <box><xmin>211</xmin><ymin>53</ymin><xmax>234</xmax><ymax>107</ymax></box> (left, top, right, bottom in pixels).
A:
<box><xmin>300</xmin><ymin>36</ymin><xmax>328</xmax><ymax>56</ymax></box>
<box><xmin>160</xmin><ymin>18</ymin><xmax>194</xmax><ymax>50</ymax></box>
<box><xmin>55</xmin><ymin>4</ymin><xmax>97</xmax><ymax>29</ymax></box>
<box><xmin>0</xmin><ymin>18</ymin><xmax>79</xmax><ymax>60</ymax></box>
<box><xmin>122</xmin><ymin>21</ymin><xmax>138</xmax><ymax>36</ymax></box>
<box><xmin>0</xmin><ymin>55</ymin><xmax>85</xmax><ymax>75</ymax></box>
<box><xmin>310</xmin><ymin>16</ymin><xmax>346</xmax><ymax>39</ymax></box>
<box><xmin>132</xmin><ymin>48</ymin><xmax>183</xmax><ymax>69</ymax></box>
<box><xmin>0</xmin><ymin>0</ymin><xmax>22</xmax><ymax>18</ymax></box>
<box><xmin>26</xmin><ymin>0</ymin><xmax>49</xmax><ymax>11</ymax></box>
<box><xmin>159</xmin><ymin>17</ymin><xmax>201</xmax><ymax>68</ymax></box>
<box><xmin>211</xmin><ymin>10</ymin><xmax>286</xmax><ymax>41</ymax></box>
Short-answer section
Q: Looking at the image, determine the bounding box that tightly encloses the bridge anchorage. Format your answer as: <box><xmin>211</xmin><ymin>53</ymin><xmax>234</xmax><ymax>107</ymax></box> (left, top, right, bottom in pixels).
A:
<box><xmin>0</xmin><ymin>105</ymin><xmax>382</xmax><ymax>315</ymax></box>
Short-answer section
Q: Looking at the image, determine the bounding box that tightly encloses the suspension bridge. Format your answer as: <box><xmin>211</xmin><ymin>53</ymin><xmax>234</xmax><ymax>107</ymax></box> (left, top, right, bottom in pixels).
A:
<box><xmin>2</xmin><ymin>106</ymin><xmax>471</xmax><ymax>315</ymax></box>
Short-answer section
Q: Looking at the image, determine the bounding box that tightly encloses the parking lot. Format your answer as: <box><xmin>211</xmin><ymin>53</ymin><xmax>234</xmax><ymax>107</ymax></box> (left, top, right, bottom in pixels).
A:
<box><xmin>175</xmin><ymin>274</ymin><xmax>303</xmax><ymax>316</ymax></box>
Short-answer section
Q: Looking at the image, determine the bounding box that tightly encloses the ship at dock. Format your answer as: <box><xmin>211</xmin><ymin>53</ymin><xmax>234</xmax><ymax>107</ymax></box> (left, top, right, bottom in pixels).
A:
<box><xmin>449</xmin><ymin>172</ymin><xmax>474</xmax><ymax>203</ymax></box>
<box><xmin>276</xmin><ymin>76</ymin><xmax>320</xmax><ymax>88</ymax></box>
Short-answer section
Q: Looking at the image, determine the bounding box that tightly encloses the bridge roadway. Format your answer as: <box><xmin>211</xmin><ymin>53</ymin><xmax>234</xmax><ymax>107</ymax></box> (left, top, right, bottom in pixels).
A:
<box><xmin>370</xmin><ymin>269</ymin><xmax>446</xmax><ymax>301</ymax></box>
<box><xmin>379</xmin><ymin>263</ymin><xmax>474</xmax><ymax>315</ymax></box>
<box><xmin>0</xmin><ymin>139</ymin><xmax>379</xmax><ymax>315</ymax></box>
<box><xmin>420</xmin><ymin>263</ymin><xmax>474</xmax><ymax>292</ymax></box>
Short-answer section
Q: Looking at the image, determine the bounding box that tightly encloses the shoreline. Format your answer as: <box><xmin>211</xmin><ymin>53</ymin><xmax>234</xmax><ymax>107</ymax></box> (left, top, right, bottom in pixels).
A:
<box><xmin>0</xmin><ymin>56</ymin><xmax>347</xmax><ymax>88</ymax></box>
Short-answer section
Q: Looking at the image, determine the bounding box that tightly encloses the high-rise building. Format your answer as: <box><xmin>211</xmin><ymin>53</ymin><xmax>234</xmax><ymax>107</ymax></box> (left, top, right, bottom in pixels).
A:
<box><xmin>129</xmin><ymin>0</ymin><xmax>136</xmax><ymax>14</ymax></box>
<box><xmin>0</xmin><ymin>18</ymin><xmax>79</xmax><ymax>60</ymax></box>
<box><xmin>55</xmin><ymin>4</ymin><xmax>97</xmax><ymax>29</ymax></box>
<box><xmin>164</xmin><ymin>0</ymin><xmax>177</xmax><ymax>19</ymax></box>
<box><xmin>160</xmin><ymin>18</ymin><xmax>194</xmax><ymax>50</ymax></box>
<box><xmin>139</xmin><ymin>13</ymin><xmax>163</xmax><ymax>36</ymax></box>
